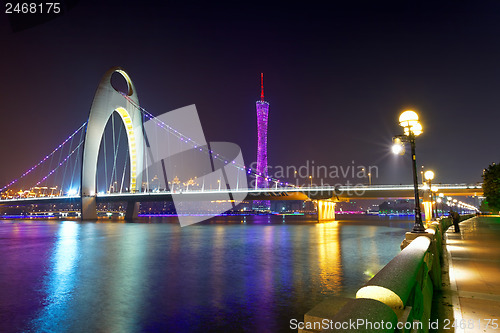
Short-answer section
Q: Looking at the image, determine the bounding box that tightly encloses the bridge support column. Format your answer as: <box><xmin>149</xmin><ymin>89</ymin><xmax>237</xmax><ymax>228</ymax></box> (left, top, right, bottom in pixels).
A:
<box><xmin>423</xmin><ymin>201</ymin><xmax>433</xmax><ymax>224</ymax></box>
<box><xmin>81</xmin><ymin>196</ymin><xmax>98</xmax><ymax>220</ymax></box>
<box><xmin>125</xmin><ymin>201</ymin><xmax>140</xmax><ymax>220</ymax></box>
<box><xmin>317</xmin><ymin>200</ymin><xmax>336</xmax><ymax>221</ymax></box>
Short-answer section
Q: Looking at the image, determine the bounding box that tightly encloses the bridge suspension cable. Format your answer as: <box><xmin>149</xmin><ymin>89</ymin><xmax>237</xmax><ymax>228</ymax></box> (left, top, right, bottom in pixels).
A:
<box><xmin>0</xmin><ymin>122</ymin><xmax>87</xmax><ymax>193</ymax></box>
<box><xmin>34</xmin><ymin>141</ymin><xmax>84</xmax><ymax>187</ymax></box>
<box><xmin>107</xmin><ymin>114</ymin><xmax>122</xmax><ymax>193</ymax></box>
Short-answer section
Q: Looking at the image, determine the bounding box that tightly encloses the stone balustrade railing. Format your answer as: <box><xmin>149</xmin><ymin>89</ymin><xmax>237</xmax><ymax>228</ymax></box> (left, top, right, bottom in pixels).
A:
<box><xmin>299</xmin><ymin>215</ymin><xmax>474</xmax><ymax>333</ymax></box>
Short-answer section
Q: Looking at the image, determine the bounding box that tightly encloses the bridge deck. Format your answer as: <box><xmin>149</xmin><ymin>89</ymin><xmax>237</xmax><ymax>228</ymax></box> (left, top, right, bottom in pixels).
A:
<box><xmin>0</xmin><ymin>184</ymin><xmax>483</xmax><ymax>206</ymax></box>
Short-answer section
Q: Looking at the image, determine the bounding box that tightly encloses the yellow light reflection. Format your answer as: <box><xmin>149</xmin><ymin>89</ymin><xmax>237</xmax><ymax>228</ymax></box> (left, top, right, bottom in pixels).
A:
<box><xmin>315</xmin><ymin>221</ymin><xmax>342</xmax><ymax>292</ymax></box>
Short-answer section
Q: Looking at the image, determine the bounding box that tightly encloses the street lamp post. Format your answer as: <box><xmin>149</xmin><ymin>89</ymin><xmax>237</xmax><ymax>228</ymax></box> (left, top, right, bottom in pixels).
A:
<box><xmin>362</xmin><ymin>168</ymin><xmax>372</xmax><ymax>185</ymax></box>
<box><xmin>438</xmin><ymin>193</ymin><xmax>444</xmax><ymax>217</ymax></box>
<box><xmin>424</xmin><ymin>170</ymin><xmax>435</xmax><ymax>219</ymax></box>
<box><xmin>409</xmin><ymin>136</ymin><xmax>425</xmax><ymax>232</ymax></box>
<box><xmin>431</xmin><ymin>186</ymin><xmax>439</xmax><ymax>219</ymax></box>
<box><xmin>437</xmin><ymin>197</ymin><xmax>442</xmax><ymax>217</ymax></box>
<box><xmin>392</xmin><ymin>110</ymin><xmax>426</xmax><ymax>233</ymax></box>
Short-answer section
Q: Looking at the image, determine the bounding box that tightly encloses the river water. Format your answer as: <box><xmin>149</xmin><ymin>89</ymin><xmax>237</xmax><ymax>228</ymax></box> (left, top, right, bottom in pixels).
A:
<box><xmin>0</xmin><ymin>215</ymin><xmax>414</xmax><ymax>332</ymax></box>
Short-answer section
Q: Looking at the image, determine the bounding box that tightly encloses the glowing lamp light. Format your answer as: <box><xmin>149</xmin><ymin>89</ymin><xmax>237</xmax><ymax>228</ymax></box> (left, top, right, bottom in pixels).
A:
<box><xmin>399</xmin><ymin>110</ymin><xmax>423</xmax><ymax>136</ymax></box>
<box><xmin>67</xmin><ymin>188</ymin><xmax>78</xmax><ymax>196</ymax></box>
<box><xmin>424</xmin><ymin>170</ymin><xmax>435</xmax><ymax>181</ymax></box>
<box><xmin>403</xmin><ymin>121</ymin><xmax>423</xmax><ymax>136</ymax></box>
<box><xmin>399</xmin><ymin>110</ymin><xmax>419</xmax><ymax>126</ymax></box>
<box><xmin>391</xmin><ymin>144</ymin><xmax>403</xmax><ymax>155</ymax></box>
<box><xmin>391</xmin><ymin>137</ymin><xmax>405</xmax><ymax>155</ymax></box>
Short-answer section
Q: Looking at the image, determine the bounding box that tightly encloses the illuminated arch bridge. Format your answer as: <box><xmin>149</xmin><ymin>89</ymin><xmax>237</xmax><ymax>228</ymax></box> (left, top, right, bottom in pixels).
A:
<box><xmin>79</xmin><ymin>67</ymin><xmax>249</xmax><ymax>223</ymax></box>
<box><xmin>80</xmin><ymin>67</ymin><xmax>144</xmax><ymax>220</ymax></box>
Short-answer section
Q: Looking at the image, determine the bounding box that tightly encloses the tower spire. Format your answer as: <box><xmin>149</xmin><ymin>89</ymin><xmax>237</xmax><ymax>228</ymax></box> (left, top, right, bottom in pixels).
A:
<box><xmin>260</xmin><ymin>73</ymin><xmax>264</xmax><ymax>102</ymax></box>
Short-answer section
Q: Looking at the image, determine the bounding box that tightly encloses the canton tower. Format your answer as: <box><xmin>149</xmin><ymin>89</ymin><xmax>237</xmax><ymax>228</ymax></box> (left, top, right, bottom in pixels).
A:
<box><xmin>256</xmin><ymin>73</ymin><xmax>269</xmax><ymax>189</ymax></box>
<box><xmin>255</xmin><ymin>73</ymin><xmax>271</xmax><ymax>211</ymax></box>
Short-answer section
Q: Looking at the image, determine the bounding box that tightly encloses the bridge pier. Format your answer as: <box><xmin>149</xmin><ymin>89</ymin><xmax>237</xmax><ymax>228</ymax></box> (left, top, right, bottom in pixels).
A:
<box><xmin>423</xmin><ymin>201</ymin><xmax>433</xmax><ymax>223</ymax></box>
<box><xmin>81</xmin><ymin>196</ymin><xmax>98</xmax><ymax>220</ymax></box>
<box><xmin>317</xmin><ymin>200</ymin><xmax>336</xmax><ymax>221</ymax></box>
<box><xmin>125</xmin><ymin>201</ymin><xmax>140</xmax><ymax>220</ymax></box>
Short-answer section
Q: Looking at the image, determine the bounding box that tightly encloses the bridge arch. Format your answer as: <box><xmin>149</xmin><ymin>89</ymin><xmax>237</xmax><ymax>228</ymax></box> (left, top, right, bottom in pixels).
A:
<box><xmin>81</xmin><ymin>67</ymin><xmax>144</xmax><ymax>219</ymax></box>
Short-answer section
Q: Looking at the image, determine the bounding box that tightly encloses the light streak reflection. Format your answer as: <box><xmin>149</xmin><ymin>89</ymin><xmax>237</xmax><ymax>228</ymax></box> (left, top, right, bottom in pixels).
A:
<box><xmin>29</xmin><ymin>221</ymin><xmax>80</xmax><ymax>332</ymax></box>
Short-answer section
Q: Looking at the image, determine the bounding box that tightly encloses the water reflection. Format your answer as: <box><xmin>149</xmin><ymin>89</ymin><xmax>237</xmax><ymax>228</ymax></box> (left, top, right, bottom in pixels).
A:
<box><xmin>211</xmin><ymin>225</ymin><xmax>226</xmax><ymax>309</ymax></box>
<box><xmin>104</xmin><ymin>225</ymin><xmax>148</xmax><ymax>332</ymax></box>
<box><xmin>0</xmin><ymin>215</ymin><xmax>413</xmax><ymax>333</ymax></box>
<box><xmin>255</xmin><ymin>226</ymin><xmax>274</xmax><ymax>332</ymax></box>
<box><xmin>316</xmin><ymin>222</ymin><xmax>342</xmax><ymax>293</ymax></box>
<box><xmin>29</xmin><ymin>221</ymin><xmax>80</xmax><ymax>332</ymax></box>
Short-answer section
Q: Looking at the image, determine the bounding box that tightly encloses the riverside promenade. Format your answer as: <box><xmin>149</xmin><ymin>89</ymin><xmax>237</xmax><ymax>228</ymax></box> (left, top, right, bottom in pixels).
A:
<box><xmin>438</xmin><ymin>216</ymin><xmax>500</xmax><ymax>333</ymax></box>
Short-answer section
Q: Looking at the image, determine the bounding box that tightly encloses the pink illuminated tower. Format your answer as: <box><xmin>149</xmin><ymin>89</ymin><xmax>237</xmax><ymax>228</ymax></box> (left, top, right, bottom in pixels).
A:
<box><xmin>255</xmin><ymin>73</ymin><xmax>270</xmax><ymax>210</ymax></box>
<box><xmin>256</xmin><ymin>73</ymin><xmax>269</xmax><ymax>189</ymax></box>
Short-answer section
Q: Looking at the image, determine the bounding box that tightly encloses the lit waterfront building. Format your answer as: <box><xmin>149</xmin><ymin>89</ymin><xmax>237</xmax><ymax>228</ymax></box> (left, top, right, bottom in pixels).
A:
<box><xmin>254</xmin><ymin>73</ymin><xmax>270</xmax><ymax>211</ymax></box>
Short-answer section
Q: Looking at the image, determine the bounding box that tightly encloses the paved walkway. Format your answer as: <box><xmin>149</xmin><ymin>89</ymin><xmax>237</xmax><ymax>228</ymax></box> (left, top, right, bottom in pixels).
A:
<box><xmin>444</xmin><ymin>216</ymin><xmax>500</xmax><ymax>333</ymax></box>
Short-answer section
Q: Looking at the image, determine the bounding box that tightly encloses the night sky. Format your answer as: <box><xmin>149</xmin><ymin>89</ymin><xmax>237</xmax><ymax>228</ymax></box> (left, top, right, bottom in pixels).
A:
<box><xmin>1</xmin><ymin>0</ymin><xmax>499</xmax><ymax>189</ymax></box>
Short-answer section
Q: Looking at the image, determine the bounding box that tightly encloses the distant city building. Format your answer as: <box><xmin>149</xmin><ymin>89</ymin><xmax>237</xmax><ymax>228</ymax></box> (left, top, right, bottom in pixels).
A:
<box><xmin>379</xmin><ymin>199</ymin><xmax>414</xmax><ymax>215</ymax></box>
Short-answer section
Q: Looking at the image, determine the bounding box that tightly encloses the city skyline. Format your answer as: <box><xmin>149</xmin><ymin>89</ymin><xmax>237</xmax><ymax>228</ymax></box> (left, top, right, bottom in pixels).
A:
<box><xmin>1</xmin><ymin>1</ymin><xmax>499</xmax><ymax>188</ymax></box>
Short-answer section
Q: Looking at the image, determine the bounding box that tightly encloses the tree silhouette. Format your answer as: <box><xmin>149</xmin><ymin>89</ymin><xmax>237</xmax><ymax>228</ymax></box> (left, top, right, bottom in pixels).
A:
<box><xmin>482</xmin><ymin>163</ymin><xmax>500</xmax><ymax>213</ymax></box>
